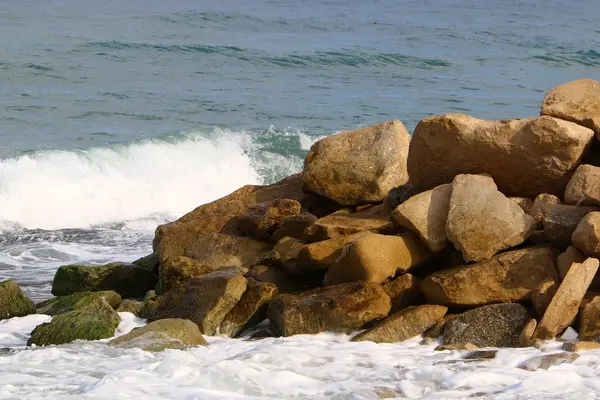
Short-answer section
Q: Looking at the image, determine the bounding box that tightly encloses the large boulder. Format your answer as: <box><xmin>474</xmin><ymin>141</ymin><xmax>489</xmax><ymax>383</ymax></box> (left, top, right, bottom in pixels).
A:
<box><xmin>51</xmin><ymin>263</ymin><xmax>157</xmax><ymax>298</ymax></box>
<box><xmin>352</xmin><ymin>305</ymin><xmax>447</xmax><ymax>343</ymax></box>
<box><xmin>28</xmin><ymin>298</ymin><xmax>120</xmax><ymax>346</ymax></box>
<box><xmin>445</xmin><ymin>174</ymin><xmax>535</xmax><ymax>262</ymax></box>
<box><xmin>158</xmin><ymin>256</ymin><xmax>214</xmax><ymax>293</ymax></box>
<box><xmin>272</xmin><ymin>213</ymin><xmax>317</xmax><ymax>242</ymax></box>
<box><xmin>324</xmin><ymin>232</ymin><xmax>432</xmax><ymax>285</ymax></box>
<box><xmin>542</xmin><ymin>204</ymin><xmax>599</xmax><ymax>247</ymax></box>
<box><xmin>534</xmin><ymin>257</ymin><xmax>599</xmax><ymax>340</ymax></box>
<box><xmin>150</xmin><ymin>267</ymin><xmax>248</xmax><ymax>336</ymax></box>
<box><xmin>302</xmin><ymin>120</ymin><xmax>411</xmax><ymax>206</ymax></box>
<box><xmin>0</xmin><ymin>280</ymin><xmax>35</xmax><ymax>320</ymax></box>
<box><xmin>294</xmin><ymin>232</ymin><xmax>368</xmax><ymax>273</ymax></box>
<box><xmin>572</xmin><ymin>212</ymin><xmax>600</xmax><ymax>257</ymax></box>
<box><xmin>421</xmin><ymin>246</ymin><xmax>559</xmax><ymax>307</ymax></box>
<box><xmin>529</xmin><ymin>194</ymin><xmax>562</xmax><ymax>226</ymax></box>
<box><xmin>382</xmin><ymin>274</ymin><xmax>422</xmax><ymax>313</ymax></box>
<box><xmin>407</xmin><ymin>114</ymin><xmax>594</xmax><ymax>198</ymax></box>
<box><xmin>391</xmin><ymin>184</ymin><xmax>452</xmax><ymax>253</ymax></box>
<box><xmin>565</xmin><ymin>165</ymin><xmax>600</xmax><ymax>206</ymax></box>
<box><xmin>267</xmin><ymin>282</ymin><xmax>391</xmax><ymax>336</ymax></box>
<box><xmin>304</xmin><ymin>213</ymin><xmax>394</xmax><ymax>242</ymax></box>
<box><xmin>541</xmin><ymin>78</ymin><xmax>600</xmax><ymax>137</ymax></box>
<box><xmin>219</xmin><ymin>278</ymin><xmax>278</xmax><ymax>337</ymax></box>
<box><xmin>36</xmin><ymin>291</ymin><xmax>121</xmax><ymax>316</ymax></box>
<box><xmin>443</xmin><ymin>303</ymin><xmax>529</xmax><ymax>348</ymax></box>
<box><xmin>224</xmin><ymin>199</ymin><xmax>301</xmax><ymax>240</ymax></box>
<box><xmin>109</xmin><ymin>318</ymin><xmax>208</xmax><ymax>352</ymax></box>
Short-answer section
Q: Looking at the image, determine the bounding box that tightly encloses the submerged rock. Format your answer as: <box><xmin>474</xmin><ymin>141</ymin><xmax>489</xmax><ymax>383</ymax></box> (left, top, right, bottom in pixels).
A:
<box><xmin>37</xmin><ymin>290</ymin><xmax>121</xmax><ymax>315</ymax></box>
<box><xmin>578</xmin><ymin>295</ymin><xmax>600</xmax><ymax>341</ymax></box>
<box><xmin>518</xmin><ymin>352</ymin><xmax>580</xmax><ymax>371</ymax></box>
<box><xmin>0</xmin><ymin>280</ymin><xmax>36</xmax><ymax>320</ymax></box>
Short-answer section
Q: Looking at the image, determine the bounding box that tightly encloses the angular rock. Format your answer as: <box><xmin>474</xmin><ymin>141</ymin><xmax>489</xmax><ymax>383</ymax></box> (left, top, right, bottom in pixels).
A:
<box><xmin>272</xmin><ymin>213</ymin><xmax>317</xmax><ymax>242</ymax></box>
<box><xmin>530</xmin><ymin>194</ymin><xmax>562</xmax><ymax>226</ymax></box>
<box><xmin>518</xmin><ymin>352</ymin><xmax>579</xmax><ymax>371</ymax></box>
<box><xmin>382</xmin><ymin>274</ymin><xmax>422</xmax><ymax>313</ymax></box>
<box><xmin>534</xmin><ymin>258</ymin><xmax>600</xmax><ymax>340</ymax></box>
<box><xmin>557</xmin><ymin>246</ymin><xmax>586</xmax><ymax>280</ymax></box>
<box><xmin>565</xmin><ymin>165</ymin><xmax>600</xmax><ymax>206</ymax></box>
<box><xmin>303</xmin><ymin>120</ymin><xmax>411</xmax><ymax>205</ymax></box>
<box><xmin>324</xmin><ymin>233</ymin><xmax>432</xmax><ymax>285</ymax></box>
<box><xmin>445</xmin><ymin>174</ymin><xmax>535</xmax><ymax>262</ymax></box>
<box><xmin>304</xmin><ymin>213</ymin><xmax>394</xmax><ymax>243</ymax></box>
<box><xmin>383</xmin><ymin>183</ymin><xmax>420</xmax><ymax>214</ymax></box>
<box><xmin>421</xmin><ymin>246</ymin><xmax>559</xmax><ymax>307</ymax></box>
<box><xmin>150</xmin><ymin>267</ymin><xmax>248</xmax><ymax>336</ymax></box>
<box><xmin>519</xmin><ymin>319</ymin><xmax>537</xmax><ymax>347</ymax></box>
<box><xmin>352</xmin><ymin>305</ymin><xmax>447</xmax><ymax>343</ymax></box>
<box><xmin>219</xmin><ymin>278</ymin><xmax>278</xmax><ymax>337</ymax></box>
<box><xmin>225</xmin><ymin>199</ymin><xmax>301</xmax><ymax>239</ymax></box>
<box><xmin>52</xmin><ymin>262</ymin><xmax>157</xmax><ymax>298</ymax></box>
<box><xmin>246</xmin><ymin>265</ymin><xmax>315</xmax><ymax>294</ymax></box>
<box><xmin>0</xmin><ymin>280</ymin><xmax>36</xmax><ymax>320</ymax></box>
<box><xmin>573</xmin><ymin>212</ymin><xmax>600</xmax><ymax>257</ymax></box>
<box><xmin>510</xmin><ymin>197</ymin><xmax>534</xmax><ymax>215</ymax></box>
<box><xmin>109</xmin><ymin>318</ymin><xmax>208</xmax><ymax>351</ymax></box>
<box><xmin>37</xmin><ymin>291</ymin><xmax>121</xmax><ymax>316</ymax></box>
<box><xmin>407</xmin><ymin>114</ymin><xmax>594</xmax><ymax>197</ymax></box>
<box><xmin>267</xmin><ymin>282</ymin><xmax>391</xmax><ymax>336</ymax></box>
<box><xmin>423</xmin><ymin>314</ymin><xmax>456</xmax><ymax>339</ymax></box>
<box><xmin>28</xmin><ymin>298</ymin><xmax>120</xmax><ymax>346</ymax></box>
<box><xmin>159</xmin><ymin>256</ymin><xmax>214</xmax><ymax>294</ymax></box>
<box><xmin>139</xmin><ymin>290</ymin><xmax>158</xmax><ymax>319</ymax></box>
<box><xmin>542</xmin><ymin>204</ymin><xmax>599</xmax><ymax>247</ymax></box>
<box><xmin>578</xmin><ymin>295</ymin><xmax>600</xmax><ymax>341</ymax></box>
<box><xmin>541</xmin><ymin>78</ymin><xmax>600</xmax><ymax>136</ymax></box>
<box><xmin>391</xmin><ymin>184</ymin><xmax>452</xmax><ymax>253</ymax></box>
<box><xmin>563</xmin><ymin>341</ymin><xmax>600</xmax><ymax>352</ymax></box>
<box><xmin>531</xmin><ymin>281</ymin><xmax>558</xmax><ymax>316</ymax></box>
<box><xmin>132</xmin><ymin>253</ymin><xmax>159</xmax><ymax>274</ymax></box>
<box><xmin>294</xmin><ymin>232</ymin><xmax>368</xmax><ymax>272</ymax></box>
<box><xmin>443</xmin><ymin>303</ymin><xmax>529</xmax><ymax>348</ymax></box>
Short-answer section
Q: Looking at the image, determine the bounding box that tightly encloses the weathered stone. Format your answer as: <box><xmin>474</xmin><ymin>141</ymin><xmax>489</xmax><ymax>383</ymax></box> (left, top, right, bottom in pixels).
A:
<box><xmin>519</xmin><ymin>319</ymin><xmax>537</xmax><ymax>347</ymax></box>
<box><xmin>52</xmin><ymin>263</ymin><xmax>157</xmax><ymax>298</ymax></box>
<box><xmin>245</xmin><ymin>265</ymin><xmax>318</xmax><ymax>294</ymax></box>
<box><xmin>352</xmin><ymin>305</ymin><xmax>447</xmax><ymax>343</ymax></box>
<box><xmin>542</xmin><ymin>204</ymin><xmax>599</xmax><ymax>247</ymax></box>
<box><xmin>303</xmin><ymin>120</ymin><xmax>411</xmax><ymax>205</ymax></box>
<box><xmin>565</xmin><ymin>165</ymin><xmax>600</xmax><ymax>206</ymax></box>
<box><xmin>150</xmin><ymin>267</ymin><xmax>248</xmax><ymax>336</ymax></box>
<box><xmin>518</xmin><ymin>352</ymin><xmax>579</xmax><ymax>371</ymax></box>
<box><xmin>116</xmin><ymin>299</ymin><xmax>144</xmax><ymax>315</ymax></box>
<box><xmin>37</xmin><ymin>291</ymin><xmax>121</xmax><ymax>316</ymax></box>
<box><xmin>391</xmin><ymin>184</ymin><xmax>452</xmax><ymax>253</ymax></box>
<box><xmin>422</xmin><ymin>246</ymin><xmax>559</xmax><ymax>307</ymax></box>
<box><xmin>578</xmin><ymin>295</ymin><xmax>600</xmax><ymax>341</ymax></box>
<box><xmin>443</xmin><ymin>303</ymin><xmax>529</xmax><ymax>348</ymax></box>
<box><xmin>258</xmin><ymin>236</ymin><xmax>305</xmax><ymax>275</ymax></box>
<box><xmin>383</xmin><ymin>183</ymin><xmax>420</xmax><ymax>215</ymax></box>
<box><xmin>325</xmin><ymin>233</ymin><xmax>432</xmax><ymax>285</ymax></box>
<box><xmin>272</xmin><ymin>213</ymin><xmax>317</xmax><ymax>242</ymax></box>
<box><xmin>445</xmin><ymin>174</ymin><xmax>535</xmax><ymax>262</ymax></box>
<box><xmin>159</xmin><ymin>256</ymin><xmax>214</xmax><ymax>293</ymax></box>
<box><xmin>530</xmin><ymin>194</ymin><xmax>562</xmax><ymax>226</ymax></box>
<box><xmin>382</xmin><ymin>274</ymin><xmax>422</xmax><ymax>313</ymax></box>
<box><xmin>407</xmin><ymin>114</ymin><xmax>594</xmax><ymax>198</ymax></box>
<box><xmin>423</xmin><ymin>314</ymin><xmax>456</xmax><ymax>338</ymax></box>
<box><xmin>563</xmin><ymin>341</ymin><xmax>600</xmax><ymax>352</ymax></box>
<box><xmin>531</xmin><ymin>281</ymin><xmax>558</xmax><ymax>316</ymax></box>
<box><xmin>0</xmin><ymin>280</ymin><xmax>36</xmax><ymax>320</ymax></box>
<box><xmin>267</xmin><ymin>282</ymin><xmax>391</xmax><ymax>336</ymax></box>
<box><xmin>225</xmin><ymin>199</ymin><xmax>302</xmax><ymax>239</ymax></box>
<box><xmin>304</xmin><ymin>213</ymin><xmax>394</xmax><ymax>242</ymax></box>
<box><xmin>132</xmin><ymin>253</ymin><xmax>159</xmax><ymax>274</ymax></box>
<box><xmin>294</xmin><ymin>232</ymin><xmax>368</xmax><ymax>272</ymax></box>
<box><xmin>573</xmin><ymin>212</ymin><xmax>600</xmax><ymax>257</ymax></box>
<box><xmin>139</xmin><ymin>290</ymin><xmax>158</xmax><ymax>319</ymax></box>
<box><xmin>219</xmin><ymin>278</ymin><xmax>278</xmax><ymax>337</ymax></box>
<box><xmin>541</xmin><ymin>78</ymin><xmax>600</xmax><ymax>136</ymax></box>
<box><xmin>110</xmin><ymin>318</ymin><xmax>208</xmax><ymax>351</ymax></box>
<box><xmin>534</xmin><ymin>258</ymin><xmax>600</xmax><ymax>340</ymax></box>
<box><xmin>510</xmin><ymin>197</ymin><xmax>534</xmax><ymax>215</ymax></box>
<box><xmin>28</xmin><ymin>298</ymin><xmax>120</xmax><ymax>346</ymax></box>
<box><xmin>557</xmin><ymin>246</ymin><xmax>586</xmax><ymax>280</ymax></box>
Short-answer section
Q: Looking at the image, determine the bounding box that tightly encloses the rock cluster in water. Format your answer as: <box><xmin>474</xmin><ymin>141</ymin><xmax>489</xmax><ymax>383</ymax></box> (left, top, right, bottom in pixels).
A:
<box><xmin>3</xmin><ymin>78</ymin><xmax>600</xmax><ymax>353</ymax></box>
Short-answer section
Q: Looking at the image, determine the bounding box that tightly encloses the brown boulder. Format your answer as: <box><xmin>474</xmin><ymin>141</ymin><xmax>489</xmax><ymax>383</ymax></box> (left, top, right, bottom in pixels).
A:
<box><xmin>445</xmin><ymin>174</ymin><xmax>535</xmax><ymax>262</ymax></box>
<box><xmin>267</xmin><ymin>282</ymin><xmax>391</xmax><ymax>336</ymax></box>
<box><xmin>224</xmin><ymin>199</ymin><xmax>301</xmax><ymax>239</ymax></box>
<box><xmin>534</xmin><ymin>257</ymin><xmax>599</xmax><ymax>340</ymax></box>
<box><xmin>391</xmin><ymin>184</ymin><xmax>452</xmax><ymax>253</ymax></box>
<box><xmin>245</xmin><ymin>265</ymin><xmax>318</xmax><ymax>294</ymax></box>
<box><xmin>541</xmin><ymin>78</ymin><xmax>600</xmax><ymax>137</ymax></box>
<box><xmin>382</xmin><ymin>274</ymin><xmax>422</xmax><ymax>313</ymax></box>
<box><xmin>542</xmin><ymin>204</ymin><xmax>599</xmax><ymax>247</ymax></box>
<box><xmin>530</xmin><ymin>194</ymin><xmax>562</xmax><ymax>226</ymax></box>
<box><xmin>578</xmin><ymin>295</ymin><xmax>600</xmax><ymax>341</ymax></box>
<box><xmin>303</xmin><ymin>120</ymin><xmax>411</xmax><ymax>206</ymax></box>
<box><xmin>304</xmin><ymin>213</ymin><xmax>394</xmax><ymax>243</ymax></box>
<box><xmin>383</xmin><ymin>183</ymin><xmax>420</xmax><ymax>214</ymax></box>
<box><xmin>565</xmin><ymin>165</ymin><xmax>600</xmax><ymax>206</ymax></box>
<box><xmin>294</xmin><ymin>232</ymin><xmax>368</xmax><ymax>272</ymax></box>
<box><xmin>572</xmin><ymin>212</ymin><xmax>600</xmax><ymax>257</ymax></box>
<box><xmin>272</xmin><ymin>213</ymin><xmax>317</xmax><ymax>242</ymax></box>
<box><xmin>352</xmin><ymin>305</ymin><xmax>447</xmax><ymax>343</ymax></box>
<box><xmin>324</xmin><ymin>233</ymin><xmax>432</xmax><ymax>285</ymax></box>
<box><xmin>510</xmin><ymin>197</ymin><xmax>534</xmax><ymax>215</ymax></box>
<box><xmin>421</xmin><ymin>246</ymin><xmax>559</xmax><ymax>307</ymax></box>
<box><xmin>159</xmin><ymin>256</ymin><xmax>214</xmax><ymax>293</ymax></box>
<box><xmin>531</xmin><ymin>281</ymin><xmax>558</xmax><ymax>316</ymax></box>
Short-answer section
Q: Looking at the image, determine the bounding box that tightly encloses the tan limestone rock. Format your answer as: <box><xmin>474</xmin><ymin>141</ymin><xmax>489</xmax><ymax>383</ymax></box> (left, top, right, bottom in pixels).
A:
<box><xmin>573</xmin><ymin>212</ymin><xmax>600</xmax><ymax>257</ymax></box>
<box><xmin>519</xmin><ymin>319</ymin><xmax>538</xmax><ymax>347</ymax></box>
<box><xmin>304</xmin><ymin>213</ymin><xmax>394</xmax><ymax>242</ymax></box>
<box><xmin>382</xmin><ymin>274</ymin><xmax>422</xmax><ymax>313</ymax></box>
<box><xmin>530</xmin><ymin>194</ymin><xmax>562</xmax><ymax>226</ymax></box>
<box><xmin>565</xmin><ymin>165</ymin><xmax>600</xmax><ymax>206</ymax></box>
<box><xmin>531</xmin><ymin>281</ymin><xmax>559</xmax><ymax>316</ymax></box>
<box><xmin>557</xmin><ymin>246</ymin><xmax>586</xmax><ymax>280</ymax></box>
<box><xmin>578</xmin><ymin>295</ymin><xmax>600</xmax><ymax>341</ymax></box>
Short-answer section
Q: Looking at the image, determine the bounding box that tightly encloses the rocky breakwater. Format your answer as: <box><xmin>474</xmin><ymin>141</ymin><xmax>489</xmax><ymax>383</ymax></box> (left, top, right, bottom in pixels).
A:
<box><xmin>5</xmin><ymin>79</ymin><xmax>600</xmax><ymax>356</ymax></box>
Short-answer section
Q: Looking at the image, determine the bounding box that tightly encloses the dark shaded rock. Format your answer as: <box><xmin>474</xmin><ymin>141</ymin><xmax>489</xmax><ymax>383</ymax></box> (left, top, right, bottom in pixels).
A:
<box><xmin>272</xmin><ymin>213</ymin><xmax>317</xmax><ymax>242</ymax></box>
<box><xmin>159</xmin><ymin>256</ymin><xmax>214</xmax><ymax>293</ymax></box>
<box><xmin>542</xmin><ymin>204</ymin><xmax>599</xmax><ymax>247</ymax></box>
<box><xmin>109</xmin><ymin>318</ymin><xmax>207</xmax><ymax>351</ymax></box>
<box><xmin>382</xmin><ymin>274</ymin><xmax>422</xmax><ymax>313</ymax></box>
<box><xmin>225</xmin><ymin>199</ymin><xmax>302</xmax><ymax>240</ymax></box>
<box><xmin>0</xmin><ymin>280</ymin><xmax>36</xmax><ymax>320</ymax></box>
<box><xmin>383</xmin><ymin>183</ymin><xmax>420</xmax><ymax>215</ymax></box>
<box><xmin>116</xmin><ymin>299</ymin><xmax>144</xmax><ymax>315</ymax></box>
<box><xmin>132</xmin><ymin>253</ymin><xmax>159</xmax><ymax>274</ymax></box>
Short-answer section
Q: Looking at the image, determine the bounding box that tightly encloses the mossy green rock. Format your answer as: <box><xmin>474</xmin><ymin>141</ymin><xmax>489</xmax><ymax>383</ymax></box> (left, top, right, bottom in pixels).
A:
<box><xmin>36</xmin><ymin>291</ymin><xmax>122</xmax><ymax>316</ymax></box>
<box><xmin>28</xmin><ymin>298</ymin><xmax>121</xmax><ymax>346</ymax></box>
<box><xmin>132</xmin><ymin>253</ymin><xmax>159</xmax><ymax>274</ymax></box>
<box><xmin>52</xmin><ymin>262</ymin><xmax>158</xmax><ymax>298</ymax></box>
<box><xmin>0</xmin><ymin>280</ymin><xmax>36</xmax><ymax>320</ymax></box>
<box><xmin>116</xmin><ymin>299</ymin><xmax>144</xmax><ymax>315</ymax></box>
<box><xmin>109</xmin><ymin>318</ymin><xmax>208</xmax><ymax>351</ymax></box>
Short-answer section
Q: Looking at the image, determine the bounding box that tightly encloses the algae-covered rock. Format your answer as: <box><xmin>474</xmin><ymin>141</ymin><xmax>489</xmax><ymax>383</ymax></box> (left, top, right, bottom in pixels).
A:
<box><xmin>28</xmin><ymin>298</ymin><xmax>121</xmax><ymax>346</ymax></box>
<box><xmin>109</xmin><ymin>318</ymin><xmax>207</xmax><ymax>351</ymax></box>
<box><xmin>36</xmin><ymin>291</ymin><xmax>121</xmax><ymax>315</ymax></box>
<box><xmin>0</xmin><ymin>280</ymin><xmax>36</xmax><ymax>320</ymax></box>
<box><xmin>116</xmin><ymin>299</ymin><xmax>144</xmax><ymax>315</ymax></box>
<box><xmin>132</xmin><ymin>253</ymin><xmax>159</xmax><ymax>274</ymax></box>
<box><xmin>52</xmin><ymin>262</ymin><xmax>158</xmax><ymax>298</ymax></box>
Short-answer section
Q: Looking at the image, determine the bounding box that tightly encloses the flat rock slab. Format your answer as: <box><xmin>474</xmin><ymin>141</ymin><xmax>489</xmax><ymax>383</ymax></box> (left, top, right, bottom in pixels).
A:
<box><xmin>304</xmin><ymin>213</ymin><xmax>394</xmax><ymax>242</ymax></box>
<box><xmin>110</xmin><ymin>318</ymin><xmax>207</xmax><ymax>352</ymax></box>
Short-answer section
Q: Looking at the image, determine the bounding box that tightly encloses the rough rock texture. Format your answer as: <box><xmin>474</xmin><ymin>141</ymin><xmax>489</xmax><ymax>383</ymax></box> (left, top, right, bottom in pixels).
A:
<box><xmin>116</xmin><ymin>299</ymin><xmax>144</xmax><ymax>315</ymax></box>
<box><xmin>565</xmin><ymin>165</ymin><xmax>600</xmax><ymax>206</ymax></box>
<box><xmin>534</xmin><ymin>258</ymin><xmax>600</xmax><ymax>340</ymax></box>
<box><xmin>150</xmin><ymin>267</ymin><xmax>248</xmax><ymax>336</ymax></box>
<box><xmin>324</xmin><ymin>233</ymin><xmax>432</xmax><ymax>285</ymax></box>
<box><xmin>542</xmin><ymin>204</ymin><xmax>599</xmax><ymax>247</ymax></box>
<box><xmin>421</xmin><ymin>246</ymin><xmax>559</xmax><ymax>307</ymax></box>
<box><xmin>518</xmin><ymin>353</ymin><xmax>579</xmax><ymax>371</ymax></box>
<box><xmin>259</xmin><ymin>236</ymin><xmax>305</xmax><ymax>275</ymax></box>
<box><xmin>219</xmin><ymin>278</ymin><xmax>278</xmax><ymax>337</ymax></box>
<box><xmin>352</xmin><ymin>305</ymin><xmax>447</xmax><ymax>343</ymax></box>
<box><xmin>51</xmin><ymin>263</ymin><xmax>157</xmax><ymax>298</ymax></box>
<box><xmin>422</xmin><ymin>314</ymin><xmax>456</xmax><ymax>339</ymax></box>
<box><xmin>132</xmin><ymin>253</ymin><xmax>159</xmax><ymax>274</ymax></box>
<box><xmin>159</xmin><ymin>256</ymin><xmax>214</xmax><ymax>293</ymax></box>
<box><xmin>245</xmin><ymin>265</ymin><xmax>318</xmax><ymax>294</ymax></box>
<box><xmin>304</xmin><ymin>213</ymin><xmax>394</xmax><ymax>243</ymax></box>
<box><xmin>510</xmin><ymin>197</ymin><xmax>534</xmax><ymax>215</ymax></box>
<box><xmin>37</xmin><ymin>291</ymin><xmax>121</xmax><ymax>316</ymax></box>
<box><xmin>109</xmin><ymin>318</ymin><xmax>208</xmax><ymax>351</ymax></box>
<box><xmin>382</xmin><ymin>274</ymin><xmax>422</xmax><ymax>313</ymax></box>
<box><xmin>294</xmin><ymin>232</ymin><xmax>368</xmax><ymax>272</ymax></box>
<box><xmin>267</xmin><ymin>282</ymin><xmax>391</xmax><ymax>336</ymax></box>
<box><xmin>407</xmin><ymin>114</ymin><xmax>594</xmax><ymax>198</ymax></box>
<box><xmin>28</xmin><ymin>298</ymin><xmax>120</xmax><ymax>346</ymax></box>
<box><xmin>383</xmin><ymin>183</ymin><xmax>420</xmax><ymax>214</ymax></box>
<box><xmin>519</xmin><ymin>319</ymin><xmax>538</xmax><ymax>347</ymax></box>
<box><xmin>443</xmin><ymin>303</ymin><xmax>529</xmax><ymax>348</ymax></box>
<box><xmin>541</xmin><ymin>78</ymin><xmax>600</xmax><ymax>136</ymax></box>
<box><xmin>0</xmin><ymin>280</ymin><xmax>36</xmax><ymax>320</ymax></box>
<box><xmin>572</xmin><ymin>212</ymin><xmax>600</xmax><ymax>257</ymax></box>
<box><xmin>302</xmin><ymin>120</ymin><xmax>411</xmax><ymax>205</ymax></box>
<box><xmin>225</xmin><ymin>199</ymin><xmax>302</xmax><ymax>239</ymax></box>
<box><xmin>139</xmin><ymin>291</ymin><xmax>158</xmax><ymax>319</ymax></box>
<box><xmin>531</xmin><ymin>281</ymin><xmax>558</xmax><ymax>316</ymax></box>
<box><xmin>391</xmin><ymin>184</ymin><xmax>452</xmax><ymax>253</ymax></box>
<box><xmin>530</xmin><ymin>194</ymin><xmax>562</xmax><ymax>226</ymax></box>
<box><xmin>445</xmin><ymin>174</ymin><xmax>536</xmax><ymax>262</ymax></box>
<box><xmin>272</xmin><ymin>213</ymin><xmax>317</xmax><ymax>242</ymax></box>
<box><xmin>579</xmin><ymin>295</ymin><xmax>600</xmax><ymax>341</ymax></box>
<box><xmin>557</xmin><ymin>246</ymin><xmax>586</xmax><ymax>280</ymax></box>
